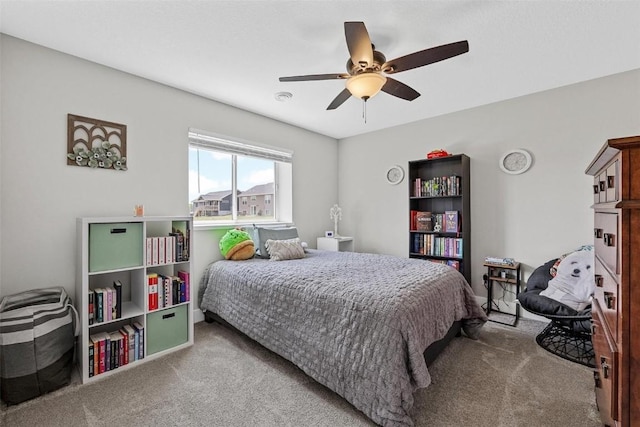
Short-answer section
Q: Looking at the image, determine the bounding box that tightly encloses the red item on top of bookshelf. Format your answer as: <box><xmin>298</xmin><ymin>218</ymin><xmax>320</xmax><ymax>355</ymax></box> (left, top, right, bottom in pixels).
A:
<box><xmin>426</xmin><ymin>149</ymin><xmax>450</xmax><ymax>159</ymax></box>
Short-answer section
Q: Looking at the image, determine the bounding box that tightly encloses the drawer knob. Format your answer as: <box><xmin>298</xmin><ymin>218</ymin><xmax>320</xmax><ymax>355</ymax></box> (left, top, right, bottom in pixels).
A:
<box><xmin>595</xmin><ymin>274</ymin><xmax>604</xmax><ymax>288</ymax></box>
<box><xmin>593</xmin><ymin>184</ymin><xmax>599</xmax><ymax>194</ymax></box>
<box><xmin>607</xmin><ymin>175</ymin><xmax>615</xmax><ymax>189</ymax></box>
<box><xmin>600</xmin><ymin>358</ymin><xmax>610</xmax><ymax>379</ymax></box>
<box><xmin>603</xmin><ymin>233</ymin><xmax>616</xmax><ymax>247</ymax></box>
<box><xmin>594</xmin><ymin>228</ymin><xmax>603</xmax><ymax>238</ymax></box>
<box><xmin>604</xmin><ymin>292</ymin><xmax>615</xmax><ymax>310</ymax></box>
<box><xmin>599</xmin><ymin>181</ymin><xmax>606</xmax><ymax>191</ymax></box>
<box><xmin>593</xmin><ymin>371</ymin><xmax>602</xmax><ymax>388</ymax></box>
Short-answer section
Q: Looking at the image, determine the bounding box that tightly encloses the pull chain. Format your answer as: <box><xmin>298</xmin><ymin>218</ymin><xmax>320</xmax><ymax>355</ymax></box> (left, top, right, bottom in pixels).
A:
<box><xmin>362</xmin><ymin>96</ymin><xmax>369</xmax><ymax>123</ymax></box>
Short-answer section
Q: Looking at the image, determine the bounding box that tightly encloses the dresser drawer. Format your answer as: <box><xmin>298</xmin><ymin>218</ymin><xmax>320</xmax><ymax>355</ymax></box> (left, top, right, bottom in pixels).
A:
<box><xmin>594</xmin><ymin>259</ymin><xmax>619</xmax><ymax>342</ymax></box>
<box><xmin>598</xmin><ymin>173</ymin><xmax>607</xmax><ymax>203</ymax></box>
<box><xmin>593</xmin><ymin>176</ymin><xmax>602</xmax><ymax>204</ymax></box>
<box><xmin>605</xmin><ymin>160</ymin><xmax>618</xmax><ymax>202</ymax></box>
<box><xmin>591</xmin><ymin>303</ymin><xmax>618</xmax><ymax>425</ymax></box>
<box><xmin>594</xmin><ymin>212</ymin><xmax>618</xmax><ymax>274</ymax></box>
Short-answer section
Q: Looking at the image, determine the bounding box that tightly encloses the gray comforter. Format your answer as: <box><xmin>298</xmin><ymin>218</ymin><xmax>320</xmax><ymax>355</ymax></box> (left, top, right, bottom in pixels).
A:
<box><xmin>199</xmin><ymin>249</ymin><xmax>486</xmax><ymax>426</ymax></box>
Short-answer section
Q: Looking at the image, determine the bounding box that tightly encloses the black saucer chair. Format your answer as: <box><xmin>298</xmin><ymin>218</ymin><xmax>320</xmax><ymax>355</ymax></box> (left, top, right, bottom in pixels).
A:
<box><xmin>517</xmin><ymin>259</ymin><xmax>595</xmax><ymax>368</ymax></box>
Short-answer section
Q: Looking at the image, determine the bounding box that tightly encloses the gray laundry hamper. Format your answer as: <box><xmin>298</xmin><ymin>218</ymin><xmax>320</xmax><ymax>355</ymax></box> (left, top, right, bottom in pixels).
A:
<box><xmin>0</xmin><ymin>287</ymin><xmax>78</xmax><ymax>405</ymax></box>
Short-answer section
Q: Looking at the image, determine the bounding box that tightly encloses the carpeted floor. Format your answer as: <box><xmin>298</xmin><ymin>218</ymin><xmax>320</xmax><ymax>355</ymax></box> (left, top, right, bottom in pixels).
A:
<box><xmin>1</xmin><ymin>318</ymin><xmax>600</xmax><ymax>426</ymax></box>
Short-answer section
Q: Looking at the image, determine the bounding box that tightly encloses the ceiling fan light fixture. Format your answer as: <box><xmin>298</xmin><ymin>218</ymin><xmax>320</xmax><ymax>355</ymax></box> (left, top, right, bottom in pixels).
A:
<box><xmin>345</xmin><ymin>73</ymin><xmax>387</xmax><ymax>100</ymax></box>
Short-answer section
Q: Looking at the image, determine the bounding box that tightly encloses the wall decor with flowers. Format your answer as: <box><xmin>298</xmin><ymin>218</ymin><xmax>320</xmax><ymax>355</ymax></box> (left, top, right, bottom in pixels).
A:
<box><xmin>67</xmin><ymin>114</ymin><xmax>127</xmax><ymax>171</ymax></box>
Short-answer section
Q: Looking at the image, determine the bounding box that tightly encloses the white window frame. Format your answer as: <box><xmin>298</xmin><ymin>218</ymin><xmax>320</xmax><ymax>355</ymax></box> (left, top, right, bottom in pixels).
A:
<box><xmin>189</xmin><ymin>128</ymin><xmax>293</xmax><ymax>228</ymax></box>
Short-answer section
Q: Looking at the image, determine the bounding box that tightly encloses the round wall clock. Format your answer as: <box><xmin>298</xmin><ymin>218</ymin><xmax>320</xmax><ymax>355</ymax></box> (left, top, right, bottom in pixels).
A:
<box><xmin>499</xmin><ymin>149</ymin><xmax>532</xmax><ymax>175</ymax></box>
<box><xmin>386</xmin><ymin>165</ymin><xmax>405</xmax><ymax>185</ymax></box>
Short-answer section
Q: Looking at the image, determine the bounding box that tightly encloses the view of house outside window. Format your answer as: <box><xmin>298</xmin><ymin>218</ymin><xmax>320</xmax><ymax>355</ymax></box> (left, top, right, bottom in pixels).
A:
<box><xmin>188</xmin><ymin>128</ymin><xmax>293</xmax><ymax>226</ymax></box>
<box><xmin>189</xmin><ymin>147</ymin><xmax>276</xmax><ymax>222</ymax></box>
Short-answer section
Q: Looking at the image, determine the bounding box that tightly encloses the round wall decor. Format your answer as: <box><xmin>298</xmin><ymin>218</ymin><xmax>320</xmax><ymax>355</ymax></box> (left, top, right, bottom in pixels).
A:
<box><xmin>386</xmin><ymin>165</ymin><xmax>405</xmax><ymax>185</ymax></box>
<box><xmin>499</xmin><ymin>149</ymin><xmax>532</xmax><ymax>175</ymax></box>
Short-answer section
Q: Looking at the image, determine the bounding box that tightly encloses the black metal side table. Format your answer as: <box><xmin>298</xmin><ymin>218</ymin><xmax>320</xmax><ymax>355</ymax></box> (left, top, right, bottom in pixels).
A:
<box><xmin>484</xmin><ymin>261</ymin><xmax>521</xmax><ymax>326</ymax></box>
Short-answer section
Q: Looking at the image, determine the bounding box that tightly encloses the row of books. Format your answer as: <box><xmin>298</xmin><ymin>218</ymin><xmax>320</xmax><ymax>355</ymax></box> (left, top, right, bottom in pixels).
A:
<box><xmin>88</xmin><ymin>322</ymin><xmax>144</xmax><ymax>378</ymax></box>
<box><xmin>146</xmin><ymin>233</ymin><xmax>188</xmax><ymax>266</ymax></box>
<box><xmin>412</xmin><ymin>175</ymin><xmax>461</xmax><ymax>197</ymax></box>
<box><xmin>412</xmin><ymin>234</ymin><xmax>463</xmax><ymax>258</ymax></box>
<box><xmin>147</xmin><ymin>271</ymin><xmax>190</xmax><ymax>311</ymax></box>
<box><xmin>429</xmin><ymin>259</ymin><xmax>461</xmax><ymax>271</ymax></box>
<box><xmin>88</xmin><ymin>281</ymin><xmax>123</xmax><ymax>325</ymax></box>
<box><xmin>410</xmin><ymin>210</ymin><xmax>460</xmax><ymax>233</ymax></box>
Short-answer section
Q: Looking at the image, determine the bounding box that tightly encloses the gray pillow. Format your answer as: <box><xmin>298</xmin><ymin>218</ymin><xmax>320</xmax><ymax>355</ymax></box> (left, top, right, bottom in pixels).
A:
<box><xmin>254</xmin><ymin>227</ymin><xmax>299</xmax><ymax>258</ymax></box>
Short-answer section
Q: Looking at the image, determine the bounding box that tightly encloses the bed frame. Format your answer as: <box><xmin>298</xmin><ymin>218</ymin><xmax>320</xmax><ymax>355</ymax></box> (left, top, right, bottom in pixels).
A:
<box><xmin>204</xmin><ymin>310</ymin><xmax>461</xmax><ymax>367</ymax></box>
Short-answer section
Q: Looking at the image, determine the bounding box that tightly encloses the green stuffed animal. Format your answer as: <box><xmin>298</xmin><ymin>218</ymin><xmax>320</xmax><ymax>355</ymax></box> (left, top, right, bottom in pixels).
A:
<box><xmin>219</xmin><ymin>228</ymin><xmax>255</xmax><ymax>260</ymax></box>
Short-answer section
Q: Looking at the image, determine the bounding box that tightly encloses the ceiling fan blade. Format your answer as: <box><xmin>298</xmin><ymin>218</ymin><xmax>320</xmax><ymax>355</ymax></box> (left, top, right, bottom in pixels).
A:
<box><xmin>381</xmin><ymin>77</ymin><xmax>420</xmax><ymax>101</ymax></box>
<box><xmin>326</xmin><ymin>88</ymin><xmax>352</xmax><ymax>110</ymax></box>
<box><xmin>344</xmin><ymin>22</ymin><xmax>374</xmax><ymax>68</ymax></box>
<box><xmin>279</xmin><ymin>73</ymin><xmax>349</xmax><ymax>82</ymax></box>
<box><xmin>382</xmin><ymin>40</ymin><xmax>469</xmax><ymax>74</ymax></box>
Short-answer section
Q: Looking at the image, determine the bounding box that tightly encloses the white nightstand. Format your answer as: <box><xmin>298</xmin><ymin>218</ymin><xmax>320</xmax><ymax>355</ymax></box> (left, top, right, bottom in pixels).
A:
<box><xmin>317</xmin><ymin>236</ymin><xmax>354</xmax><ymax>252</ymax></box>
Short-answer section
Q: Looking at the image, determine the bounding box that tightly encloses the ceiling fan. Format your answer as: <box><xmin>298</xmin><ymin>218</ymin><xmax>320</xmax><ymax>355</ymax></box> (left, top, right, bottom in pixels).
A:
<box><xmin>279</xmin><ymin>21</ymin><xmax>469</xmax><ymax>111</ymax></box>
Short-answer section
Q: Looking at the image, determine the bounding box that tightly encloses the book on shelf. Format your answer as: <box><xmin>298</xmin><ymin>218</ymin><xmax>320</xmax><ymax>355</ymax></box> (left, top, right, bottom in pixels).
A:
<box><xmin>88</xmin><ymin>340</ymin><xmax>94</xmax><ymax>378</ymax></box>
<box><xmin>156</xmin><ymin>274</ymin><xmax>165</xmax><ymax>310</ymax></box>
<box><xmin>158</xmin><ymin>237</ymin><xmax>165</xmax><ymax>265</ymax></box>
<box><xmin>133</xmin><ymin>321</ymin><xmax>144</xmax><ymax>360</ymax></box>
<box><xmin>122</xmin><ymin>324</ymin><xmax>136</xmax><ymax>363</ymax></box>
<box><xmin>109</xmin><ymin>331</ymin><xmax>121</xmax><ymax>370</ymax></box>
<box><xmin>171</xmin><ymin>221</ymin><xmax>190</xmax><ymax>262</ymax></box>
<box><xmin>178</xmin><ymin>270</ymin><xmax>190</xmax><ymax>302</ymax></box>
<box><xmin>165</xmin><ymin>236</ymin><xmax>175</xmax><ymax>263</ymax></box>
<box><xmin>119</xmin><ymin>327</ymin><xmax>129</xmax><ymax>365</ymax></box>
<box><xmin>88</xmin><ymin>291</ymin><xmax>94</xmax><ymax>325</ymax></box>
<box><xmin>94</xmin><ymin>288</ymin><xmax>104</xmax><ymax>323</ymax></box>
<box><xmin>444</xmin><ymin>211</ymin><xmax>459</xmax><ymax>233</ymax></box>
<box><xmin>433</xmin><ymin>214</ymin><xmax>444</xmax><ymax>232</ymax></box>
<box><xmin>147</xmin><ymin>273</ymin><xmax>158</xmax><ymax>311</ymax></box>
<box><xmin>90</xmin><ymin>334</ymin><xmax>104</xmax><ymax>375</ymax></box>
<box><xmin>146</xmin><ymin>237</ymin><xmax>153</xmax><ymax>266</ymax></box>
<box><xmin>113</xmin><ymin>281</ymin><xmax>122</xmax><ymax>319</ymax></box>
<box><xmin>105</xmin><ymin>287</ymin><xmax>112</xmax><ymax>322</ymax></box>
<box><xmin>415</xmin><ymin>211</ymin><xmax>433</xmax><ymax>232</ymax></box>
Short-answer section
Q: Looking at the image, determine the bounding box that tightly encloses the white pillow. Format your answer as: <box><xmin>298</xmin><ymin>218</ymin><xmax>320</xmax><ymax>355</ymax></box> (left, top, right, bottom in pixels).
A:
<box><xmin>264</xmin><ymin>238</ymin><xmax>305</xmax><ymax>261</ymax></box>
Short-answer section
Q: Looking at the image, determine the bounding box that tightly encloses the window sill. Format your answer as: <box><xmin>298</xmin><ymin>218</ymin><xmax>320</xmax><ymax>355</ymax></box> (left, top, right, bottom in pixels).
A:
<box><xmin>192</xmin><ymin>220</ymin><xmax>293</xmax><ymax>231</ymax></box>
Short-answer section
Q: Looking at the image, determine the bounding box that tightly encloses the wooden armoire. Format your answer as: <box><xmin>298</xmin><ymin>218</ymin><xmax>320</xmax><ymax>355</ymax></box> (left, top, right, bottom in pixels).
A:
<box><xmin>585</xmin><ymin>135</ymin><xmax>640</xmax><ymax>427</ymax></box>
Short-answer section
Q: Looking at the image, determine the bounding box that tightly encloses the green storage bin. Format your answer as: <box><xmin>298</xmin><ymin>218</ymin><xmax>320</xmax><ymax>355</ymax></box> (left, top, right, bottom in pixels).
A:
<box><xmin>146</xmin><ymin>305</ymin><xmax>188</xmax><ymax>355</ymax></box>
<box><xmin>89</xmin><ymin>222</ymin><xmax>143</xmax><ymax>272</ymax></box>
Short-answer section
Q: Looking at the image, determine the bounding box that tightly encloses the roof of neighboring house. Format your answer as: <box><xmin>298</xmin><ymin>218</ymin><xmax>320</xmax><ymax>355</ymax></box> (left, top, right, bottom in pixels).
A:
<box><xmin>193</xmin><ymin>190</ymin><xmax>232</xmax><ymax>202</ymax></box>
<box><xmin>239</xmin><ymin>183</ymin><xmax>274</xmax><ymax>197</ymax></box>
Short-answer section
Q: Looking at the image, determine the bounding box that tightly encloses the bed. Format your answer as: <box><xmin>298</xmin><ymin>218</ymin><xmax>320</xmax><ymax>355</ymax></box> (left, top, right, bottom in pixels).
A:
<box><xmin>198</xmin><ymin>249</ymin><xmax>487</xmax><ymax>426</ymax></box>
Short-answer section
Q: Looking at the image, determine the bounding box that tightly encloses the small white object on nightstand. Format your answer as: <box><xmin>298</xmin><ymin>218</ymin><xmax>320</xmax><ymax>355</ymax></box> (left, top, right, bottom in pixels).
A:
<box><xmin>317</xmin><ymin>236</ymin><xmax>354</xmax><ymax>252</ymax></box>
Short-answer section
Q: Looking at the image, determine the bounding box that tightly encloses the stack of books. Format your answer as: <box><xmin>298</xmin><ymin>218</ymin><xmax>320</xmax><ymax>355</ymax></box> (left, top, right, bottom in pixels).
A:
<box><xmin>484</xmin><ymin>256</ymin><xmax>516</xmax><ymax>266</ymax></box>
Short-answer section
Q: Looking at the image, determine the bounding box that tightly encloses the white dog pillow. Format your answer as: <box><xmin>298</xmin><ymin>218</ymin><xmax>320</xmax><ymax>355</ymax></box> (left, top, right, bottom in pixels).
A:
<box><xmin>540</xmin><ymin>250</ymin><xmax>595</xmax><ymax>311</ymax></box>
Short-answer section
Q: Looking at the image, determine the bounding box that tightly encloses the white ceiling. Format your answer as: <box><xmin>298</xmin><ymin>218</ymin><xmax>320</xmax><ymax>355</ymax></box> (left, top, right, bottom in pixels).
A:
<box><xmin>1</xmin><ymin>1</ymin><xmax>639</xmax><ymax>139</ymax></box>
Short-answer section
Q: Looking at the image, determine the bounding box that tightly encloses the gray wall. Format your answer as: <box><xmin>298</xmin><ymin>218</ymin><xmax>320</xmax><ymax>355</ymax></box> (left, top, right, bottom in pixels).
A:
<box><xmin>2</xmin><ymin>33</ymin><xmax>639</xmax><ymax>320</ymax></box>
<box><xmin>0</xmin><ymin>35</ymin><xmax>338</xmax><ymax>305</ymax></box>
<box><xmin>338</xmin><ymin>69</ymin><xmax>640</xmax><ymax>303</ymax></box>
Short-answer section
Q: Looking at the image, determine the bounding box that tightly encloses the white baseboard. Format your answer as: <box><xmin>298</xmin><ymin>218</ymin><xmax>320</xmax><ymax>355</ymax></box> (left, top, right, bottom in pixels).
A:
<box><xmin>193</xmin><ymin>308</ymin><xmax>204</xmax><ymax>323</ymax></box>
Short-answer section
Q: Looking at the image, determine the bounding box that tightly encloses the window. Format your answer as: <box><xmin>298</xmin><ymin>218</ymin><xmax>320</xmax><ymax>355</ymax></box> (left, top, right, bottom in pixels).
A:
<box><xmin>189</xmin><ymin>129</ymin><xmax>293</xmax><ymax>226</ymax></box>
